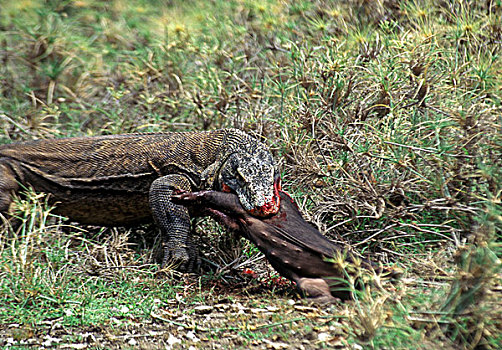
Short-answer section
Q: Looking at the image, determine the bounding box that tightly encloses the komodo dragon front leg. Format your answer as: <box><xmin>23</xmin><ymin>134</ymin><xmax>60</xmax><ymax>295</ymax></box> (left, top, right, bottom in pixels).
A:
<box><xmin>149</xmin><ymin>174</ymin><xmax>198</xmax><ymax>270</ymax></box>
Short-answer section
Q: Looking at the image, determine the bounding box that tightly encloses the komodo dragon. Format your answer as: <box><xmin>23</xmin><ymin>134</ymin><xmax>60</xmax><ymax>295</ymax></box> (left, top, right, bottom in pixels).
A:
<box><xmin>0</xmin><ymin>129</ymin><xmax>281</xmax><ymax>270</ymax></box>
<box><xmin>172</xmin><ymin>190</ymin><xmax>401</xmax><ymax>302</ymax></box>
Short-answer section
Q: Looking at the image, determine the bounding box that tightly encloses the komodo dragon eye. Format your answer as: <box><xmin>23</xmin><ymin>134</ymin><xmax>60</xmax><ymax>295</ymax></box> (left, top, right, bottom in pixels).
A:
<box><xmin>236</xmin><ymin>168</ymin><xmax>246</xmax><ymax>184</ymax></box>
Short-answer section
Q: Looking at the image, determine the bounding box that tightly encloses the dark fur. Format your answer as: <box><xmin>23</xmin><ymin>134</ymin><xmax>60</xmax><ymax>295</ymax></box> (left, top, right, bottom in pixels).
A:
<box><xmin>172</xmin><ymin>190</ymin><xmax>384</xmax><ymax>302</ymax></box>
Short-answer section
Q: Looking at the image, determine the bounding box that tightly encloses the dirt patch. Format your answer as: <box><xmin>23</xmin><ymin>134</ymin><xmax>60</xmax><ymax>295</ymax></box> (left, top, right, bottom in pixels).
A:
<box><xmin>1</xmin><ymin>286</ymin><xmax>356</xmax><ymax>349</ymax></box>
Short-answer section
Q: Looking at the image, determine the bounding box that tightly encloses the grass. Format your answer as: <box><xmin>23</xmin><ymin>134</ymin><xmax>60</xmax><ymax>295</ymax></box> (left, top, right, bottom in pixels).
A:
<box><xmin>1</xmin><ymin>0</ymin><xmax>501</xmax><ymax>348</ymax></box>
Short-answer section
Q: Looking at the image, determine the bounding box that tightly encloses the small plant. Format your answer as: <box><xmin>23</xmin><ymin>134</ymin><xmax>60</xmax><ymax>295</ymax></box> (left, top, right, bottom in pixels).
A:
<box><xmin>441</xmin><ymin>209</ymin><xmax>501</xmax><ymax>348</ymax></box>
<box><xmin>1</xmin><ymin>188</ymin><xmax>55</xmax><ymax>276</ymax></box>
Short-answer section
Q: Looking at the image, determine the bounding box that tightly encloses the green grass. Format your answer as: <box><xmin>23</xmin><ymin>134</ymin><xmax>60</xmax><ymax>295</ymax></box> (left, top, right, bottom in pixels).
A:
<box><xmin>1</xmin><ymin>0</ymin><xmax>501</xmax><ymax>348</ymax></box>
<box><xmin>0</xmin><ymin>190</ymin><xmax>177</xmax><ymax>327</ymax></box>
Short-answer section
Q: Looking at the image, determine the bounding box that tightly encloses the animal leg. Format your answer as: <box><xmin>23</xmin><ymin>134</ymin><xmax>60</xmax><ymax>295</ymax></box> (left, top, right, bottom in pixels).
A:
<box><xmin>149</xmin><ymin>174</ymin><xmax>196</xmax><ymax>271</ymax></box>
<box><xmin>296</xmin><ymin>277</ymin><xmax>338</xmax><ymax>304</ymax></box>
<box><xmin>171</xmin><ymin>190</ymin><xmax>247</xmax><ymax>218</ymax></box>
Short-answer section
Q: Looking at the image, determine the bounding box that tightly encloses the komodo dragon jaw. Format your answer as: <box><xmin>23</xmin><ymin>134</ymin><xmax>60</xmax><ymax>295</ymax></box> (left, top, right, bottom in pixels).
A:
<box><xmin>218</xmin><ymin>149</ymin><xmax>280</xmax><ymax>217</ymax></box>
<box><xmin>248</xmin><ymin>175</ymin><xmax>281</xmax><ymax>217</ymax></box>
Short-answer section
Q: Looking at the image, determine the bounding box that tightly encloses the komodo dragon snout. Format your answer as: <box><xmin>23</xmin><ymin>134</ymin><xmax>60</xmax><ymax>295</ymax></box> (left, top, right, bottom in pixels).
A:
<box><xmin>218</xmin><ymin>149</ymin><xmax>280</xmax><ymax>217</ymax></box>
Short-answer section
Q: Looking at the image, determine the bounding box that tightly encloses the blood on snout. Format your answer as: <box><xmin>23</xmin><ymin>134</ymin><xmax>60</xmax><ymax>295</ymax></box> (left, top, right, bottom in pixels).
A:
<box><xmin>249</xmin><ymin>194</ymin><xmax>280</xmax><ymax>217</ymax></box>
<box><xmin>249</xmin><ymin>175</ymin><xmax>282</xmax><ymax>217</ymax></box>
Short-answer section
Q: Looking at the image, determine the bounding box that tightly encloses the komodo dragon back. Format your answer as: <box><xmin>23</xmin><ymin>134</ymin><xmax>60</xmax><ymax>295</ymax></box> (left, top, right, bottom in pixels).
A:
<box><xmin>0</xmin><ymin>132</ymin><xmax>223</xmax><ymax>188</ymax></box>
<box><xmin>0</xmin><ymin>130</ymin><xmax>278</xmax><ymax>202</ymax></box>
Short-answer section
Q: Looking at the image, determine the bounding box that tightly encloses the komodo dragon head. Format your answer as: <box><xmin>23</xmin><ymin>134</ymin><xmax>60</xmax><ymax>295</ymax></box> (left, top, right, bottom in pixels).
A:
<box><xmin>218</xmin><ymin>147</ymin><xmax>280</xmax><ymax>217</ymax></box>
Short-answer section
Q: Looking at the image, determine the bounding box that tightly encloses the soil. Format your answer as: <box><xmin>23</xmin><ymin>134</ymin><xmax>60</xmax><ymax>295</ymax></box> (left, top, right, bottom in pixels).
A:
<box><xmin>0</xmin><ymin>278</ymin><xmax>360</xmax><ymax>349</ymax></box>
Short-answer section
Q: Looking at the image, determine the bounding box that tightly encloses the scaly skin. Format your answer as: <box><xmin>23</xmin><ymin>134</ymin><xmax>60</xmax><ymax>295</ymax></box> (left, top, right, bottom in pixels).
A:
<box><xmin>0</xmin><ymin>129</ymin><xmax>280</xmax><ymax>271</ymax></box>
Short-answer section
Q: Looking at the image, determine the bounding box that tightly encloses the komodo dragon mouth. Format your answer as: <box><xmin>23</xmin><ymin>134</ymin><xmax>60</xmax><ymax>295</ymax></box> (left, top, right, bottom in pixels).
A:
<box><xmin>248</xmin><ymin>176</ymin><xmax>281</xmax><ymax>217</ymax></box>
<box><xmin>222</xmin><ymin>175</ymin><xmax>281</xmax><ymax>217</ymax></box>
<box><xmin>217</xmin><ymin>145</ymin><xmax>280</xmax><ymax>217</ymax></box>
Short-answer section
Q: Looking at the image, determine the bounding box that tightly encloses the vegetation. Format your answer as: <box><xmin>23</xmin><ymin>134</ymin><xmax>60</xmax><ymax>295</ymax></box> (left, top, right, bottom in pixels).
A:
<box><xmin>1</xmin><ymin>0</ymin><xmax>500</xmax><ymax>348</ymax></box>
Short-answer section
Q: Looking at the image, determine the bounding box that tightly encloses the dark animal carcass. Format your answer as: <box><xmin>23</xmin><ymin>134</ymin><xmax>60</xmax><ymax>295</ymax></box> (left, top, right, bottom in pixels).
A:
<box><xmin>172</xmin><ymin>190</ymin><xmax>395</xmax><ymax>302</ymax></box>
